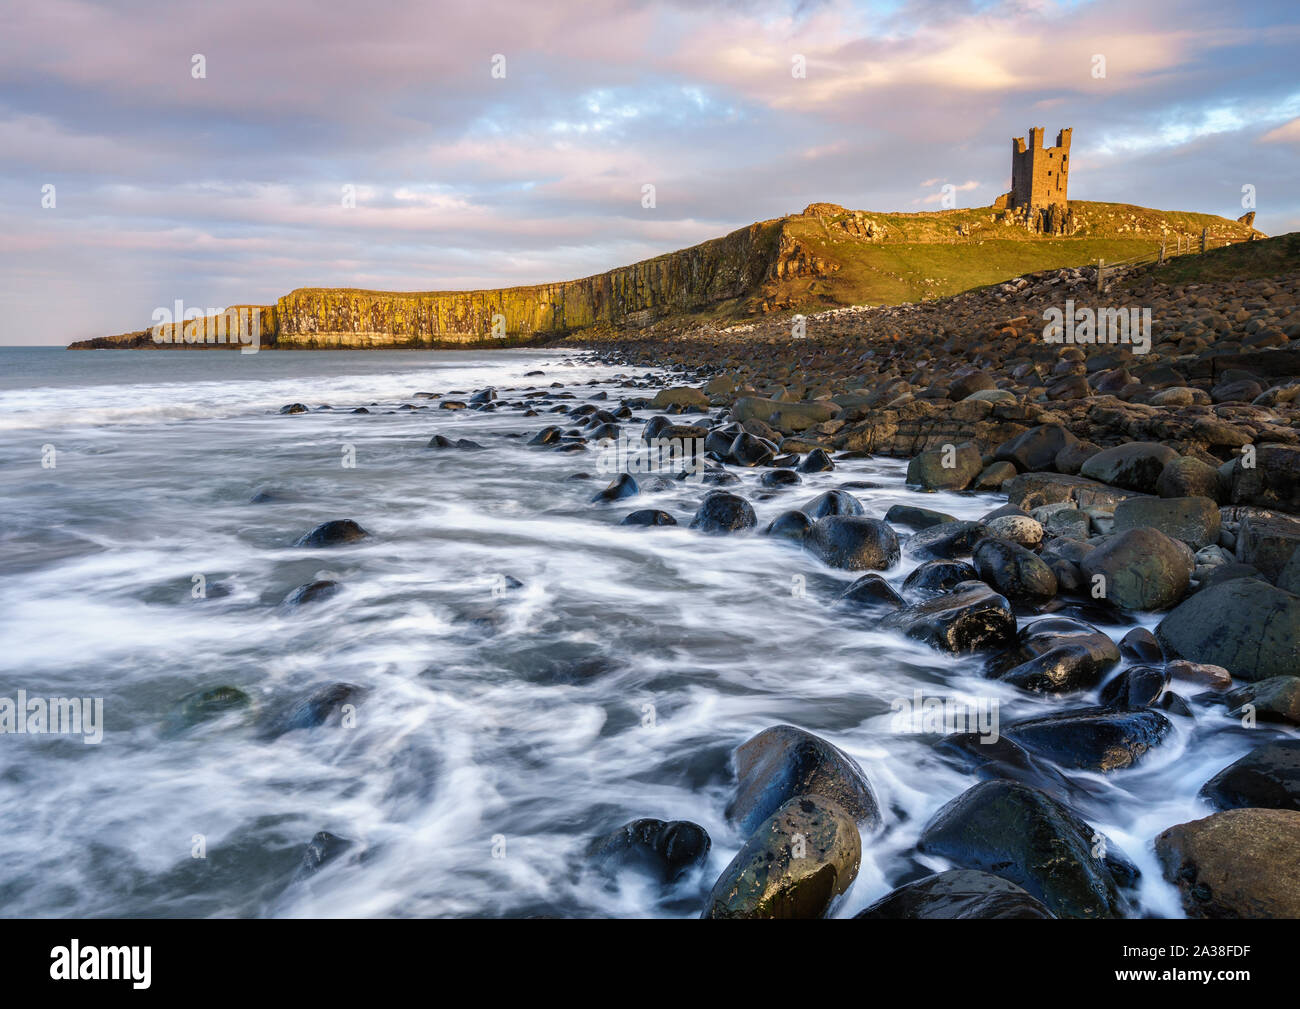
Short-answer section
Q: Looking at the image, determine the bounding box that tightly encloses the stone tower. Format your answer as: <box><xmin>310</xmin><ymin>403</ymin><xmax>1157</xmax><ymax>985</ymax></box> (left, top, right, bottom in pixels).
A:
<box><xmin>1009</xmin><ymin>127</ymin><xmax>1071</xmax><ymax>210</ymax></box>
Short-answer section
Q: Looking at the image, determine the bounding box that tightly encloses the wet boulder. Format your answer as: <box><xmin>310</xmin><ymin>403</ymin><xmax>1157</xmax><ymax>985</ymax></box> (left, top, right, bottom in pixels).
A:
<box><xmin>804</xmin><ymin>516</ymin><xmax>900</xmax><ymax>571</ymax></box>
<box><xmin>902</xmin><ymin>559</ymin><xmax>978</xmax><ymax>597</ymax></box>
<box><xmin>293</xmin><ymin>831</ymin><xmax>356</xmax><ymax>882</ymax></box>
<box><xmin>1199</xmin><ymin>740</ymin><xmax>1300</xmax><ymax>812</ymax></box>
<box><xmin>994</xmin><ymin>424</ymin><xmax>1078</xmax><ymax>473</ymax></box>
<box><xmin>621</xmin><ymin>509</ymin><xmax>677</xmax><ymax>527</ymax></box>
<box><xmin>986</xmin><ymin>617</ymin><xmax>1120</xmax><ymax>694</ymax></box>
<box><xmin>972</xmin><ymin>538</ymin><xmax>1057</xmax><ymax>602</ymax></box>
<box><xmin>1156</xmin><ymin>577</ymin><xmax>1300</xmax><ymax>682</ymax></box>
<box><xmin>918</xmin><ymin>780</ymin><xmax>1136</xmax><ymax>919</ymax></box>
<box><xmin>689</xmin><ymin>491</ymin><xmax>756</xmax><ymax>534</ymax></box>
<box><xmin>294</xmin><ymin>520</ymin><xmax>370</xmax><ymax>547</ymax></box>
<box><xmin>258</xmin><ymin>683</ymin><xmax>364</xmax><ymax>740</ymax></box>
<box><xmin>1119</xmin><ymin>627</ymin><xmax>1163</xmax><ymax>663</ymax></box>
<box><xmin>884</xmin><ymin>581</ymin><xmax>1017</xmax><ymax>655</ymax></box>
<box><xmin>725</xmin><ymin>724</ymin><xmax>881</xmax><ymax>836</ymax></box>
<box><xmin>1098</xmin><ymin>665</ymin><xmax>1171</xmax><ymax>709</ymax></box>
<box><xmin>760</xmin><ymin>469</ymin><xmax>802</xmax><ymax>488</ymax></box>
<box><xmin>587</xmin><ymin>818</ymin><xmax>711</xmax><ymax>883</ymax></box>
<box><xmin>1155</xmin><ymin>808</ymin><xmax>1300</xmax><ymax>918</ymax></box>
<box><xmin>1079</xmin><ymin>528</ymin><xmax>1192</xmax><ymax>610</ymax></box>
<box><xmin>1225</xmin><ymin>676</ymin><xmax>1300</xmax><ymax>725</ymax></box>
<box><xmin>1003</xmin><ymin>706</ymin><xmax>1172</xmax><ymax>773</ymax></box>
<box><xmin>161</xmin><ymin>686</ymin><xmax>253</xmax><ymax>737</ymax></box>
<box><xmin>855</xmin><ymin>869</ymin><xmax>1054</xmax><ymax>919</ymax></box>
<box><xmin>283</xmin><ymin>579</ymin><xmax>341</xmax><ymax>607</ymax></box>
<box><xmin>728</xmin><ymin>431</ymin><xmax>776</xmax><ymax>467</ymax></box>
<box><xmin>836</xmin><ymin>573</ymin><xmax>905</xmax><ymax>611</ymax></box>
<box><xmin>797</xmin><ymin>449</ymin><xmax>834</xmax><ymax>473</ymax></box>
<box><xmin>800</xmin><ymin>489</ymin><xmax>865</xmax><ymax>518</ymax></box>
<box><xmin>904</xmin><ymin>520</ymin><xmax>987</xmax><ymax>561</ymax></box>
<box><xmin>884</xmin><ymin>504</ymin><xmax>955</xmax><ymax>530</ymax></box>
<box><xmin>764</xmin><ymin>510</ymin><xmax>814</xmax><ymax>543</ymax></box>
<box><xmin>702</xmin><ymin>796</ymin><xmax>861</xmax><ymax>919</ymax></box>
<box><xmin>591</xmin><ymin>473</ymin><xmax>639</xmax><ymax>503</ymax></box>
<box><xmin>934</xmin><ymin>733</ymin><xmax>1077</xmax><ymax>802</ymax></box>
<box><xmin>279</xmin><ymin>403</ymin><xmax>309</xmax><ymax>414</ymax></box>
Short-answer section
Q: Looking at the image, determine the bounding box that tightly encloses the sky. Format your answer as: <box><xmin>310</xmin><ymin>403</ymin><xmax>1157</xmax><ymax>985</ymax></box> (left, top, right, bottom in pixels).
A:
<box><xmin>1</xmin><ymin>0</ymin><xmax>1298</xmax><ymax>346</ymax></box>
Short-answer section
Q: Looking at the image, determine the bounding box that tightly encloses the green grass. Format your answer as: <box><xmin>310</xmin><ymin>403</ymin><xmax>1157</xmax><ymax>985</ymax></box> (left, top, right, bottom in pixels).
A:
<box><xmin>1130</xmin><ymin>231</ymin><xmax>1300</xmax><ymax>287</ymax></box>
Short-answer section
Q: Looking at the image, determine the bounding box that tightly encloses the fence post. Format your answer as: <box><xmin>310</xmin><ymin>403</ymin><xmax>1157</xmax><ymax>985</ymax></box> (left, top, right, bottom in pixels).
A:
<box><xmin>1159</xmin><ymin>241</ymin><xmax>1166</xmax><ymax>265</ymax></box>
<box><xmin>1097</xmin><ymin>258</ymin><xmax>1105</xmax><ymax>295</ymax></box>
<box><xmin>1200</xmin><ymin>228</ymin><xmax>1208</xmax><ymax>254</ymax></box>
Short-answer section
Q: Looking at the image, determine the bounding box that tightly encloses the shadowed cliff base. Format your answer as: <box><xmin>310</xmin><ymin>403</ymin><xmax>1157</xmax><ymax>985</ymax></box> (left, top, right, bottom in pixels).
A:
<box><xmin>68</xmin><ymin>201</ymin><xmax>1265</xmax><ymax>350</ymax></box>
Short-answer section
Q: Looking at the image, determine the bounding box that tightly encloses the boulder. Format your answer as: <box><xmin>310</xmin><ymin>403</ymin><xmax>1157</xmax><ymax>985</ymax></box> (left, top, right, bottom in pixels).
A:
<box><xmin>804</xmin><ymin>516</ymin><xmax>900</xmax><ymax>571</ymax></box>
<box><xmin>651</xmin><ymin>386</ymin><xmax>709</xmax><ymax>409</ymax></box>
<box><xmin>1112</xmin><ymin>496</ymin><xmax>1221</xmax><ymax>550</ymax></box>
<box><xmin>702</xmin><ymin>796</ymin><xmax>861</xmax><ymax>919</ymax></box>
<box><xmin>1003</xmin><ymin>706</ymin><xmax>1172</xmax><ymax>773</ymax></box>
<box><xmin>621</xmin><ymin>509</ymin><xmax>677</xmax><ymax>527</ymax></box>
<box><xmin>725</xmin><ymin>725</ymin><xmax>882</xmax><ymax>835</ymax></box>
<box><xmin>906</xmin><ymin>442</ymin><xmax>983</xmax><ymax>491</ymax></box>
<box><xmin>902</xmin><ymin>560</ymin><xmax>978</xmax><ymax>597</ymax></box>
<box><xmin>1225</xmin><ymin>444</ymin><xmax>1300</xmax><ymax>512</ymax></box>
<box><xmin>1155</xmin><ymin>808</ymin><xmax>1300</xmax><ymax>918</ymax></box>
<box><xmin>1079</xmin><ymin>528</ymin><xmax>1192</xmax><ymax>610</ymax></box>
<box><xmin>836</xmin><ymin>573</ymin><xmax>905</xmax><ymax>611</ymax></box>
<box><xmin>800</xmin><ymin>489</ymin><xmax>865</xmax><ymax>518</ymax></box>
<box><xmin>587</xmin><ymin>818</ymin><xmax>712</xmax><ymax>883</ymax></box>
<box><xmin>1225</xmin><ymin>676</ymin><xmax>1300</xmax><ymax>725</ymax></box>
<box><xmin>884</xmin><ymin>581</ymin><xmax>1017</xmax><ymax>654</ymax></box>
<box><xmin>904</xmin><ymin>520</ymin><xmax>987</xmax><ymax>561</ymax></box>
<box><xmin>1199</xmin><ymin>740</ymin><xmax>1300</xmax><ymax>812</ymax></box>
<box><xmin>294</xmin><ymin>520</ymin><xmax>370</xmax><ymax>547</ymax></box>
<box><xmin>855</xmin><ymin>869</ymin><xmax>1053</xmax><ymax>919</ymax></box>
<box><xmin>994</xmin><ymin>424</ymin><xmax>1078</xmax><ymax>473</ymax></box>
<box><xmin>689</xmin><ymin>491</ymin><xmax>756</xmax><ymax>534</ymax></box>
<box><xmin>1080</xmin><ymin>442</ymin><xmax>1179</xmax><ymax>494</ymax></box>
<box><xmin>1156</xmin><ymin>578</ymin><xmax>1300</xmax><ymax>682</ymax></box>
<box><xmin>972</xmin><ymin>538</ymin><xmax>1058</xmax><ymax>602</ymax></box>
<box><xmin>1234</xmin><ymin>512</ymin><xmax>1300</xmax><ymax>581</ymax></box>
<box><xmin>1157</xmin><ymin>457</ymin><xmax>1223</xmax><ymax>501</ymax></box>
<box><xmin>918</xmin><ymin>780</ymin><xmax>1136</xmax><ymax>918</ymax></box>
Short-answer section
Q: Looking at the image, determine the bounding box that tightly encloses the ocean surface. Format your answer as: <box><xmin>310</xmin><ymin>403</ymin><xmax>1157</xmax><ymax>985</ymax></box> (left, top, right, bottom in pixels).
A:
<box><xmin>0</xmin><ymin>346</ymin><xmax>1271</xmax><ymax>918</ymax></box>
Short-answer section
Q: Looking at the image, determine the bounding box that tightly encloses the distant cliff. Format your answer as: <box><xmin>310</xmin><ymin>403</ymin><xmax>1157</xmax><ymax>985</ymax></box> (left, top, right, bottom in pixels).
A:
<box><xmin>68</xmin><ymin>202</ymin><xmax>1264</xmax><ymax>349</ymax></box>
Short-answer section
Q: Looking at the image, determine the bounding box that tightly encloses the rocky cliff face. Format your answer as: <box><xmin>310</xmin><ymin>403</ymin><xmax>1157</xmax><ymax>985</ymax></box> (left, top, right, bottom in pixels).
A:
<box><xmin>70</xmin><ymin>219</ymin><xmax>788</xmax><ymax>349</ymax></box>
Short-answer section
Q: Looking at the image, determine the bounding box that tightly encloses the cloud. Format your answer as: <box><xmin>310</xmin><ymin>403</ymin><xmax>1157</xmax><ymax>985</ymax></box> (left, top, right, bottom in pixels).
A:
<box><xmin>1</xmin><ymin>0</ymin><xmax>1299</xmax><ymax>344</ymax></box>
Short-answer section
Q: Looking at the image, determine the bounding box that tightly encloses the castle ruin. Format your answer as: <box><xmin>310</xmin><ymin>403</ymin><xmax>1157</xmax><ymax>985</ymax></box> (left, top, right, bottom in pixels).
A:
<box><xmin>995</xmin><ymin>127</ymin><xmax>1075</xmax><ymax>234</ymax></box>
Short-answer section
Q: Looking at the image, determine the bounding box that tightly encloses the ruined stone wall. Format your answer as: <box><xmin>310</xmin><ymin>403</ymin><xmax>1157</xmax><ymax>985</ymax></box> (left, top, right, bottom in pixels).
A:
<box><xmin>1010</xmin><ymin>127</ymin><xmax>1071</xmax><ymax>211</ymax></box>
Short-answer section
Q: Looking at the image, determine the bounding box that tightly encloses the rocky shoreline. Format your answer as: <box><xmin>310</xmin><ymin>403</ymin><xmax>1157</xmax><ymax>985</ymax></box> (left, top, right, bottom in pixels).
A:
<box><xmin>151</xmin><ymin>246</ymin><xmax>1300</xmax><ymax>918</ymax></box>
<box><xmin>542</xmin><ymin>253</ymin><xmax>1298</xmax><ymax>918</ymax></box>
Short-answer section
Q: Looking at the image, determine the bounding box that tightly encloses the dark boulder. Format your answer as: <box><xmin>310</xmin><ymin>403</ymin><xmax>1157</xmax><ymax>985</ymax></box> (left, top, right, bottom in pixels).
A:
<box><xmin>1004</xmin><ymin>706</ymin><xmax>1172</xmax><ymax>773</ymax></box>
<box><xmin>725</xmin><ymin>724</ymin><xmax>881</xmax><ymax>836</ymax></box>
<box><xmin>587</xmin><ymin>818</ymin><xmax>711</xmax><ymax>883</ymax></box>
<box><xmin>800</xmin><ymin>489</ymin><xmax>865</xmax><ymax>518</ymax></box>
<box><xmin>1199</xmin><ymin>740</ymin><xmax>1300</xmax><ymax>812</ymax></box>
<box><xmin>904</xmin><ymin>520</ymin><xmax>987</xmax><ymax>561</ymax></box>
<box><xmin>1156</xmin><ymin>577</ymin><xmax>1300</xmax><ymax>682</ymax></box>
<box><xmin>294</xmin><ymin>520</ymin><xmax>370</xmax><ymax>547</ymax></box>
<box><xmin>884</xmin><ymin>581</ymin><xmax>1017</xmax><ymax>654</ymax></box>
<box><xmin>764</xmin><ymin>510</ymin><xmax>814</xmax><ymax>543</ymax></box>
<box><xmin>836</xmin><ymin>573</ymin><xmax>905</xmax><ymax>611</ymax></box>
<box><xmin>972</xmin><ymin>537</ymin><xmax>1057</xmax><ymax>602</ymax></box>
<box><xmin>855</xmin><ymin>869</ymin><xmax>1054</xmax><ymax>919</ymax></box>
<box><xmin>283</xmin><ymin>580</ymin><xmax>341</xmax><ymax>607</ymax></box>
<box><xmin>591</xmin><ymin>473</ymin><xmax>639</xmax><ymax>503</ymax></box>
<box><xmin>994</xmin><ymin>424</ymin><xmax>1078</xmax><ymax>473</ymax></box>
<box><xmin>1080</xmin><ymin>442</ymin><xmax>1179</xmax><ymax>494</ymax></box>
<box><xmin>621</xmin><ymin>509</ymin><xmax>677</xmax><ymax>527</ymax></box>
<box><xmin>902</xmin><ymin>559</ymin><xmax>978</xmax><ymax>596</ymax></box>
<box><xmin>804</xmin><ymin>516</ymin><xmax>900</xmax><ymax>571</ymax></box>
<box><xmin>258</xmin><ymin>683</ymin><xmax>363</xmax><ymax>740</ymax></box>
<box><xmin>689</xmin><ymin>491</ymin><xmax>757</xmax><ymax>534</ymax></box>
<box><xmin>918</xmin><ymin>780</ymin><xmax>1136</xmax><ymax>918</ymax></box>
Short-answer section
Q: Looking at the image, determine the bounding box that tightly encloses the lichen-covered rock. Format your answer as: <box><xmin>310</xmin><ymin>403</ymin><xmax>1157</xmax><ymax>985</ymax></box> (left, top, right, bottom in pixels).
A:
<box><xmin>1155</xmin><ymin>808</ymin><xmax>1300</xmax><ymax>918</ymax></box>
<box><xmin>1112</xmin><ymin>495</ymin><xmax>1221</xmax><ymax>550</ymax></box>
<box><xmin>1156</xmin><ymin>577</ymin><xmax>1300</xmax><ymax>682</ymax></box>
<box><xmin>1079</xmin><ymin>527</ymin><xmax>1192</xmax><ymax>610</ymax></box>
<box><xmin>906</xmin><ymin>442</ymin><xmax>983</xmax><ymax>491</ymax></box>
<box><xmin>702</xmin><ymin>796</ymin><xmax>861</xmax><ymax>919</ymax></box>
